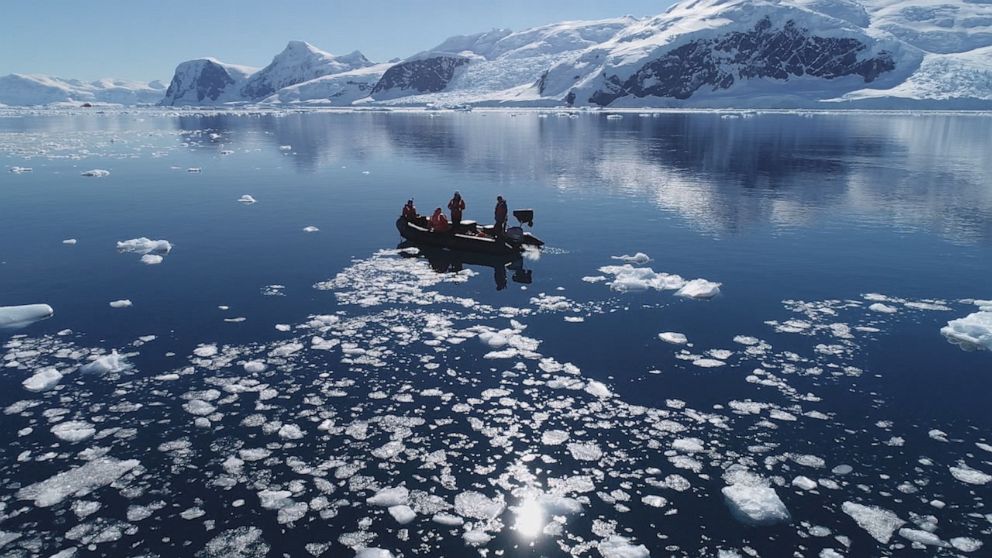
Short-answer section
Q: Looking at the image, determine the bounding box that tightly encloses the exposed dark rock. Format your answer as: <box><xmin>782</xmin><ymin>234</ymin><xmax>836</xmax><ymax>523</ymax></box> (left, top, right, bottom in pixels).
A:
<box><xmin>589</xmin><ymin>17</ymin><xmax>896</xmax><ymax>105</ymax></box>
<box><xmin>372</xmin><ymin>56</ymin><xmax>470</xmax><ymax>96</ymax></box>
<box><xmin>163</xmin><ymin>61</ymin><xmax>235</xmax><ymax>104</ymax></box>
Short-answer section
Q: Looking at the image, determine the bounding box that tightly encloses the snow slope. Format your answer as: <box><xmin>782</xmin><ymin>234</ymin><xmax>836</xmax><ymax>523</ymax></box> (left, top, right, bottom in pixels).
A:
<box><xmin>261</xmin><ymin>63</ymin><xmax>392</xmax><ymax>105</ymax></box>
<box><xmin>0</xmin><ymin>74</ymin><xmax>165</xmax><ymax>106</ymax></box>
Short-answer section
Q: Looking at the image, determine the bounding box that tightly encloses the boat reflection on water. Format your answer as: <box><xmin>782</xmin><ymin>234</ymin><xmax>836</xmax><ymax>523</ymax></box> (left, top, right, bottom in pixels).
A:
<box><xmin>397</xmin><ymin>242</ymin><xmax>533</xmax><ymax>291</ymax></box>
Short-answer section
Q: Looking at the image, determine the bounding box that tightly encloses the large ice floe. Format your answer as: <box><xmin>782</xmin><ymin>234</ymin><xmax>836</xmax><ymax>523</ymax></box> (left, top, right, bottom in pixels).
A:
<box><xmin>597</xmin><ymin>253</ymin><xmax>721</xmax><ymax>298</ymax></box>
<box><xmin>941</xmin><ymin>299</ymin><xmax>992</xmax><ymax>351</ymax></box>
<box><xmin>1</xmin><ymin>248</ymin><xmax>990</xmax><ymax>556</ymax></box>
<box><xmin>0</xmin><ymin>304</ymin><xmax>53</xmax><ymax>329</ymax></box>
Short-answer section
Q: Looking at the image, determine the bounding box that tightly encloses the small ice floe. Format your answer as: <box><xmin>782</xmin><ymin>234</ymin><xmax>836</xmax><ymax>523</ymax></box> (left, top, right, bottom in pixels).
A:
<box><xmin>238</xmin><ymin>194</ymin><xmax>256</xmax><ymax>204</ymax></box>
<box><xmin>366</xmin><ymin>486</ymin><xmax>409</xmax><ymax>507</ymax></box>
<box><xmin>721</xmin><ymin>483</ymin><xmax>790</xmax><ymax>526</ymax></box>
<box><xmin>841</xmin><ymin>502</ymin><xmax>905</xmax><ymax>543</ymax></box>
<box><xmin>279</xmin><ymin>145</ymin><xmax>292</xmax><ymax>151</ymax></box>
<box><xmin>62</xmin><ymin>239</ymin><xmax>77</xmax><ymax>245</ymax></box>
<box><xmin>941</xmin><ymin>300</ymin><xmax>992</xmax><ymax>351</ymax></box>
<box><xmin>949</xmin><ymin>463</ymin><xmax>991</xmax><ymax>485</ymax></box>
<box><xmin>220</xmin><ymin>149</ymin><xmax>234</xmax><ymax>155</ymax></box>
<box><xmin>274</xmin><ymin>324</ymin><xmax>291</xmax><ymax>332</ymax></box>
<box><xmin>658</xmin><ymin>332</ymin><xmax>688</xmax><ymax>345</ymax></box>
<box><xmin>693</xmin><ymin>358</ymin><xmax>726</xmax><ymax>368</ymax></box>
<box><xmin>388</xmin><ymin>505</ymin><xmax>416</xmax><ymax>524</ymax></box>
<box><xmin>584</xmin><ymin>380</ymin><xmax>612</xmax><ymax>398</ymax></box>
<box><xmin>141</xmin><ymin>254</ymin><xmax>163</xmax><ymax>265</ymax></box>
<box><xmin>302</xmin><ymin>226</ymin><xmax>319</xmax><ymax>233</ymax></box>
<box><xmin>261</xmin><ymin>285</ymin><xmax>285</xmax><ymax>296</ymax></box>
<box><xmin>869</xmin><ymin>303</ymin><xmax>898</xmax><ymax>314</ymax></box>
<box><xmin>598</xmin><ymin>536</ymin><xmax>648</xmax><ymax>558</ymax></box>
<box><xmin>81</xmin><ymin>169</ymin><xmax>110</xmax><ymax>177</ymax></box>
<box><xmin>0</xmin><ymin>304</ymin><xmax>54</xmax><ymax>329</ymax></box>
<box><xmin>109</xmin><ymin>299</ymin><xmax>132</xmax><ymax>309</ymax></box>
<box><xmin>243</xmin><ymin>361</ymin><xmax>266</xmax><ymax>373</ymax></box>
<box><xmin>9</xmin><ymin>166</ymin><xmax>33</xmax><ymax>173</ymax></box>
<box><xmin>117</xmin><ymin>237</ymin><xmax>172</xmax><ymax>255</ymax></box>
<box><xmin>193</xmin><ymin>344</ymin><xmax>218</xmax><ymax>358</ymax></box>
<box><xmin>605</xmin><ymin>114</ymin><xmax>624</xmax><ymax>120</ymax></box>
<box><xmin>676</xmin><ymin>279</ymin><xmax>722</xmax><ymax>299</ymax></box>
<box><xmin>22</xmin><ymin>367</ymin><xmax>63</xmax><ymax>392</ymax></box>
<box><xmin>80</xmin><ymin>351</ymin><xmax>127</xmax><ymax>374</ymax></box>
<box><xmin>51</xmin><ymin>421</ymin><xmax>96</xmax><ymax>442</ymax></box>
<box><xmin>186</xmin><ymin>167</ymin><xmax>201</xmax><ymax>173</ymax></box>
<box><xmin>355</xmin><ymin>550</ymin><xmax>394</xmax><ymax>558</ymax></box>
<box><xmin>612</xmin><ymin>252</ymin><xmax>651</xmax><ymax>264</ymax></box>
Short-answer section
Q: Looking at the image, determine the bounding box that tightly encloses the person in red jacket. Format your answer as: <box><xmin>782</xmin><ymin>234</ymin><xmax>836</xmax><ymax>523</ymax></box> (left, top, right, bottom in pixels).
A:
<box><xmin>401</xmin><ymin>199</ymin><xmax>417</xmax><ymax>221</ymax></box>
<box><xmin>448</xmin><ymin>191</ymin><xmax>465</xmax><ymax>225</ymax></box>
<box><xmin>430</xmin><ymin>208</ymin><xmax>450</xmax><ymax>232</ymax></box>
<box><xmin>494</xmin><ymin>195</ymin><xmax>508</xmax><ymax>234</ymax></box>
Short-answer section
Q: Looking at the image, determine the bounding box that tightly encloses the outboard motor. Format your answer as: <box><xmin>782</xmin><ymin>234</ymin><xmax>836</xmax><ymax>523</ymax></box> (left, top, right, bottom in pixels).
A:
<box><xmin>513</xmin><ymin>209</ymin><xmax>534</xmax><ymax>228</ymax></box>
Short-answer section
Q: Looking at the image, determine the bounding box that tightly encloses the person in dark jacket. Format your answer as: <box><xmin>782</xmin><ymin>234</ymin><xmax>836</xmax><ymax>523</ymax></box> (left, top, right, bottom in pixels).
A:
<box><xmin>401</xmin><ymin>199</ymin><xmax>417</xmax><ymax>221</ymax></box>
<box><xmin>448</xmin><ymin>192</ymin><xmax>465</xmax><ymax>225</ymax></box>
<box><xmin>494</xmin><ymin>195</ymin><xmax>508</xmax><ymax>234</ymax></box>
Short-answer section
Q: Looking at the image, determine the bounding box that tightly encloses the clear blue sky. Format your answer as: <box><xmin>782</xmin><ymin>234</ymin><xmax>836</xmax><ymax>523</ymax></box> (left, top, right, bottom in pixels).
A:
<box><xmin>2</xmin><ymin>0</ymin><xmax>675</xmax><ymax>83</ymax></box>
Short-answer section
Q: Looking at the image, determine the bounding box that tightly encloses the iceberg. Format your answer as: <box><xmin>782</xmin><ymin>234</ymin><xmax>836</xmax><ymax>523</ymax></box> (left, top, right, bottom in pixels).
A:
<box><xmin>722</xmin><ymin>484</ymin><xmax>790</xmax><ymax>526</ymax></box>
<box><xmin>22</xmin><ymin>367</ymin><xmax>63</xmax><ymax>392</ymax></box>
<box><xmin>117</xmin><ymin>237</ymin><xmax>172</xmax><ymax>255</ymax></box>
<box><xmin>80</xmin><ymin>169</ymin><xmax>110</xmax><ymax>177</ymax></box>
<box><xmin>941</xmin><ymin>301</ymin><xmax>992</xmax><ymax>351</ymax></box>
<box><xmin>0</xmin><ymin>304</ymin><xmax>54</xmax><ymax>329</ymax></box>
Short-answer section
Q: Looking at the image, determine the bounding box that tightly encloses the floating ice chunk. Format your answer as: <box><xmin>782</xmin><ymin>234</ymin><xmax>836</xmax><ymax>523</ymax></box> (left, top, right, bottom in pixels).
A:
<box><xmin>599</xmin><ymin>536</ymin><xmax>649</xmax><ymax>558</ymax></box>
<box><xmin>598</xmin><ymin>264</ymin><xmax>685</xmax><ymax>292</ymax></box>
<box><xmin>117</xmin><ymin>238</ymin><xmax>172</xmax><ymax>255</ymax></box>
<box><xmin>187</xmin><ymin>167</ymin><xmax>201</xmax><ymax>173</ymax></box>
<box><xmin>869</xmin><ymin>303</ymin><xmax>898</xmax><ymax>314</ymax></box>
<box><xmin>542</xmin><ymin>430</ymin><xmax>569</xmax><ymax>445</ymax></box>
<box><xmin>388</xmin><ymin>505</ymin><xmax>416</xmax><ymax>524</ymax></box>
<box><xmin>611</xmin><ymin>253</ymin><xmax>651</xmax><ymax>264</ymax></box>
<box><xmin>899</xmin><ymin>528</ymin><xmax>946</xmax><ymax>547</ymax></box>
<box><xmin>81</xmin><ymin>169</ymin><xmax>110</xmax><ymax>177</ymax></box>
<box><xmin>432</xmin><ymin>512</ymin><xmax>464</xmax><ymax>526</ymax></box>
<box><xmin>17</xmin><ymin>457</ymin><xmax>140</xmax><ymax>507</ymax></box>
<box><xmin>302</xmin><ymin>226</ymin><xmax>319</xmax><ymax>233</ymax></box>
<box><xmin>243</xmin><ymin>361</ymin><xmax>266</xmax><ymax>373</ymax></box>
<box><xmin>941</xmin><ymin>306</ymin><xmax>992</xmax><ymax>351</ymax></box>
<box><xmin>279</xmin><ymin>145</ymin><xmax>292</xmax><ymax>151</ymax></box>
<box><xmin>721</xmin><ymin>484</ymin><xmax>790</xmax><ymax>526</ymax></box>
<box><xmin>51</xmin><ymin>421</ymin><xmax>96</xmax><ymax>442</ymax></box>
<box><xmin>693</xmin><ymin>358</ymin><xmax>726</xmax><ymax>368</ymax></box>
<box><xmin>641</xmin><ymin>495</ymin><xmax>667</xmax><ymax>508</ymax></box>
<box><xmin>462</xmin><ymin>530</ymin><xmax>492</xmax><ymax>546</ymax></box>
<box><xmin>582</xmin><ymin>276</ymin><xmax>607</xmax><ymax>283</ymax></box>
<box><xmin>193</xmin><ymin>344</ymin><xmax>218</xmax><ymax>358</ymax></box>
<box><xmin>584</xmin><ymin>380</ymin><xmax>612</xmax><ymax>398</ymax></box>
<box><xmin>367</xmin><ymin>486</ymin><xmax>409</xmax><ymax>507</ymax></box>
<box><xmin>197</xmin><ymin>526</ymin><xmax>268</xmax><ymax>558</ymax></box>
<box><xmin>950</xmin><ymin>537</ymin><xmax>983</xmax><ymax>553</ymax></box>
<box><xmin>672</xmin><ymin>437</ymin><xmax>704</xmax><ymax>452</ymax></box>
<box><xmin>63</xmin><ymin>238</ymin><xmax>77</xmax><ymax>245</ymax></box>
<box><xmin>183</xmin><ymin>399</ymin><xmax>216</xmax><ymax>416</ymax></box>
<box><xmin>237</xmin><ymin>195</ymin><xmax>257</xmax><ymax>204</ymax></box>
<box><xmin>23</xmin><ymin>367</ymin><xmax>63</xmax><ymax>392</ymax></box>
<box><xmin>80</xmin><ymin>351</ymin><xmax>127</xmax><ymax>374</ymax></box>
<box><xmin>0</xmin><ymin>304</ymin><xmax>54</xmax><ymax>329</ymax></box>
<box><xmin>792</xmin><ymin>476</ymin><xmax>817</xmax><ymax>490</ymax></box>
<box><xmin>109</xmin><ymin>299</ymin><xmax>132</xmax><ymax>309</ymax></box>
<box><xmin>676</xmin><ymin>279</ymin><xmax>722</xmax><ymax>299</ymax></box>
<box><xmin>949</xmin><ymin>463</ymin><xmax>991</xmax><ymax>485</ymax></box>
<box><xmin>9</xmin><ymin>166</ymin><xmax>32</xmax><ymax>173</ymax></box>
<box><xmin>658</xmin><ymin>332</ymin><xmax>688</xmax><ymax>345</ymax></box>
<box><xmin>454</xmin><ymin>491</ymin><xmax>505</xmax><ymax>520</ymax></box>
<box><xmin>278</xmin><ymin>424</ymin><xmax>304</xmax><ymax>440</ymax></box>
<box><xmin>841</xmin><ymin>502</ymin><xmax>905</xmax><ymax>543</ymax></box>
<box><xmin>141</xmin><ymin>254</ymin><xmax>163</xmax><ymax>265</ymax></box>
<box><xmin>567</xmin><ymin>442</ymin><xmax>602</xmax><ymax>461</ymax></box>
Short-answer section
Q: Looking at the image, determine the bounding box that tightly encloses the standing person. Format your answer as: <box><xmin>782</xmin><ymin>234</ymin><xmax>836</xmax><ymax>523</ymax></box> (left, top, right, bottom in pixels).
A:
<box><xmin>448</xmin><ymin>192</ymin><xmax>465</xmax><ymax>225</ymax></box>
<box><xmin>494</xmin><ymin>195</ymin><xmax>508</xmax><ymax>234</ymax></box>
<box><xmin>430</xmin><ymin>208</ymin><xmax>450</xmax><ymax>232</ymax></box>
<box><xmin>401</xmin><ymin>199</ymin><xmax>417</xmax><ymax>221</ymax></box>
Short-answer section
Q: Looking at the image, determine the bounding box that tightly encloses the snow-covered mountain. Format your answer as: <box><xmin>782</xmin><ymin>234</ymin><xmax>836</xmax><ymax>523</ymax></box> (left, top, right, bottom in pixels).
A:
<box><xmin>160</xmin><ymin>58</ymin><xmax>257</xmax><ymax>106</ymax></box>
<box><xmin>240</xmin><ymin>41</ymin><xmax>374</xmax><ymax>100</ymax></box>
<box><xmin>0</xmin><ymin>74</ymin><xmax>165</xmax><ymax>106</ymax></box>
<box><xmin>6</xmin><ymin>0</ymin><xmax>992</xmax><ymax>108</ymax></box>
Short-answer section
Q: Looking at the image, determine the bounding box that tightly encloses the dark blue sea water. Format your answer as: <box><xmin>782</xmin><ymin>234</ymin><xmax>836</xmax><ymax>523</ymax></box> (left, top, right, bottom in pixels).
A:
<box><xmin>1</xmin><ymin>110</ymin><xmax>990</xmax><ymax>557</ymax></box>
